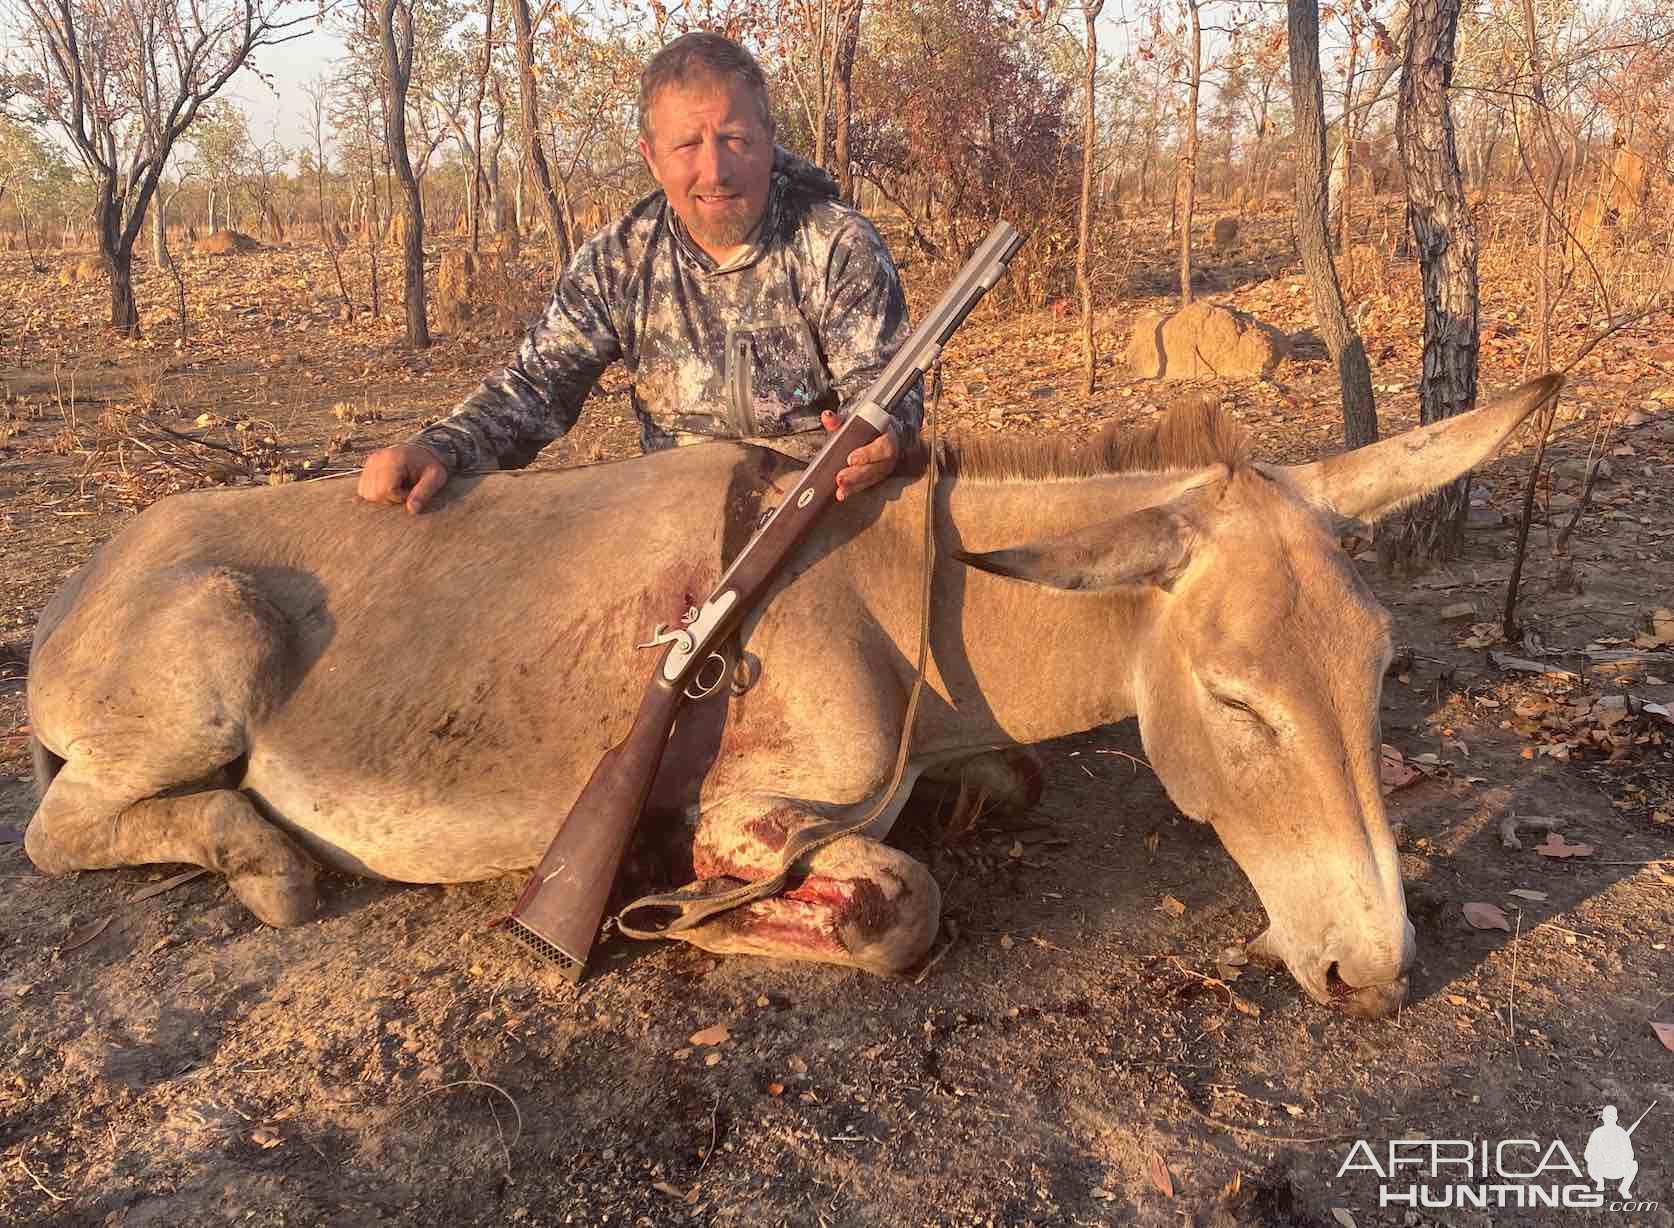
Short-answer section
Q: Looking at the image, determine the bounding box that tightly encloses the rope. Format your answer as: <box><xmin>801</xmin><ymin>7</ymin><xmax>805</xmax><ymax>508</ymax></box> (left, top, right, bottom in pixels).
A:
<box><xmin>616</xmin><ymin>374</ymin><xmax>943</xmax><ymax>940</ymax></box>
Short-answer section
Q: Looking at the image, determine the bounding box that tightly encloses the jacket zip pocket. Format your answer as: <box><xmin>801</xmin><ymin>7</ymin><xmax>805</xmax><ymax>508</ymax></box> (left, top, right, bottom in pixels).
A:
<box><xmin>728</xmin><ymin>332</ymin><xmax>756</xmax><ymax>437</ymax></box>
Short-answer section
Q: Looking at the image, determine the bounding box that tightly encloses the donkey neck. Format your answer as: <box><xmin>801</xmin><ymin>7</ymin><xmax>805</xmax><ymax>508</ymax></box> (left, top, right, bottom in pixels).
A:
<box><xmin>854</xmin><ymin>466</ymin><xmax>1217</xmax><ymax>753</ymax></box>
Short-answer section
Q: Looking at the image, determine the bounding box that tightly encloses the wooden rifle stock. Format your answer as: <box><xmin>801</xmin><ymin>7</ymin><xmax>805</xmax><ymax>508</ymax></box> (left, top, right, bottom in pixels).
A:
<box><xmin>503</xmin><ymin>221</ymin><xmax>1026</xmax><ymax>981</ymax></box>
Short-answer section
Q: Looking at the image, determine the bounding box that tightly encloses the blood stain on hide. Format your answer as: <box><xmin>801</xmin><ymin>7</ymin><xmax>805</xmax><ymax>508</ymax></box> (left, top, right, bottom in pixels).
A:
<box><xmin>841</xmin><ymin>876</ymin><xmax>897</xmax><ymax>940</ymax></box>
<box><xmin>787</xmin><ymin>874</ymin><xmax>898</xmax><ymax>941</ymax></box>
<box><xmin>744</xmin><ymin>805</ymin><xmax>802</xmax><ymax>853</ymax></box>
<box><xmin>692</xmin><ymin>842</ymin><xmax>777</xmax><ymax>883</ymax></box>
<box><xmin>718</xmin><ymin>898</ymin><xmax>845</xmax><ymax>957</ymax></box>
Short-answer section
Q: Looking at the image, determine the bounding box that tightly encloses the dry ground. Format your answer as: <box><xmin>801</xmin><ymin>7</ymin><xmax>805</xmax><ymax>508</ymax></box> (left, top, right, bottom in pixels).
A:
<box><xmin>1</xmin><ymin>204</ymin><xmax>1672</xmax><ymax>1227</ymax></box>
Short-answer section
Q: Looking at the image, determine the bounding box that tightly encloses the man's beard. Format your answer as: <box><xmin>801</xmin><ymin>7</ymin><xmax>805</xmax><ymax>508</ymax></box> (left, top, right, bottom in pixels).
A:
<box><xmin>684</xmin><ymin>194</ymin><xmax>763</xmax><ymax>250</ymax></box>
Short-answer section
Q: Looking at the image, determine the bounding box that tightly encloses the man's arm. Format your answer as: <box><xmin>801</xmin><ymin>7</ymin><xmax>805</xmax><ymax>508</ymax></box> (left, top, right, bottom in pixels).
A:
<box><xmin>819</xmin><ymin>214</ymin><xmax>923</xmax><ymax>437</ymax></box>
<box><xmin>359</xmin><ymin>242</ymin><xmax>623</xmax><ymax>513</ymax></box>
<box><xmin>413</xmin><ymin>242</ymin><xmax>624</xmax><ymax>473</ymax></box>
<box><xmin>817</xmin><ymin>213</ymin><xmax>922</xmax><ymax>499</ymax></box>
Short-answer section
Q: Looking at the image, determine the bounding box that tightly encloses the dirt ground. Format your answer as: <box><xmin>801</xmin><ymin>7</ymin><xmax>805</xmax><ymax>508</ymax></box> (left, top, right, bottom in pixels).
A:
<box><xmin>2</xmin><ymin>208</ymin><xmax>1672</xmax><ymax>1228</ymax></box>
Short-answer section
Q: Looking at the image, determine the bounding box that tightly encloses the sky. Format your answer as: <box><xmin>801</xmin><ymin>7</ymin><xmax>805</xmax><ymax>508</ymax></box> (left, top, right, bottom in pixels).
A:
<box><xmin>224</xmin><ymin>25</ymin><xmax>353</xmax><ymax>152</ymax></box>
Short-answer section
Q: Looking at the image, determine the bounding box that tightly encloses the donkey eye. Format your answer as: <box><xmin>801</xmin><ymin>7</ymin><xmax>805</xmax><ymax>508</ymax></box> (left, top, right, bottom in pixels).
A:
<box><xmin>1213</xmin><ymin>694</ymin><xmax>1270</xmax><ymax>728</ymax></box>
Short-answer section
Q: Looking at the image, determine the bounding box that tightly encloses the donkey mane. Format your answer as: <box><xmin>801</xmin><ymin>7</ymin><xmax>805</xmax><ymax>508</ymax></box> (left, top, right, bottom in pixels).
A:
<box><xmin>908</xmin><ymin>396</ymin><xmax>1252</xmax><ymax>483</ymax></box>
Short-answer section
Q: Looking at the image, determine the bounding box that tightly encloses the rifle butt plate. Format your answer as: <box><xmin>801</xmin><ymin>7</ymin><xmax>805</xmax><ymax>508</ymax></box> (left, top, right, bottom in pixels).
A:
<box><xmin>500</xmin><ymin>915</ymin><xmax>586</xmax><ymax>985</ymax></box>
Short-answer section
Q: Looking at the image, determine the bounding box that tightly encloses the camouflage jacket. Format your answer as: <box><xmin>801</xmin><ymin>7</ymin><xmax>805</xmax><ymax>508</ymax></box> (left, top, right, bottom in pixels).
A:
<box><xmin>413</xmin><ymin>149</ymin><xmax>922</xmax><ymax>471</ymax></box>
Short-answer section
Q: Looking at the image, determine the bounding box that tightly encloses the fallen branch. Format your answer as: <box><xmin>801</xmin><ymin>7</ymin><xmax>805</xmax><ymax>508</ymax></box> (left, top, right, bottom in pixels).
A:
<box><xmin>1500</xmin><ymin>814</ymin><xmax>1565</xmax><ymax>851</ymax></box>
<box><xmin>1489</xmin><ymin>652</ymin><xmax>1579</xmax><ymax>679</ymax></box>
<box><xmin>913</xmin><ymin>926</ymin><xmax>959</xmax><ymax>985</ymax></box>
<box><xmin>15</xmin><ymin>1142</ymin><xmax>69</xmax><ymax>1203</ymax></box>
<box><xmin>1169</xmin><ymin>1082</ymin><xmax>1347</xmax><ymax>1146</ymax></box>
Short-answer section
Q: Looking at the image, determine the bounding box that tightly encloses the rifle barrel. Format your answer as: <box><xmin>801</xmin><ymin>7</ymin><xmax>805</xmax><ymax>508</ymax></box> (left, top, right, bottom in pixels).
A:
<box><xmin>857</xmin><ymin>222</ymin><xmax>1024</xmax><ymax>416</ymax></box>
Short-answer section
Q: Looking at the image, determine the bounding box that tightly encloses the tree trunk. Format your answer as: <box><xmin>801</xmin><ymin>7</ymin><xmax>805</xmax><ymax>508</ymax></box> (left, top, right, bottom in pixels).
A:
<box><xmin>1382</xmin><ymin>0</ymin><xmax>1479</xmax><ymax>570</ymax></box>
<box><xmin>833</xmin><ymin>0</ymin><xmax>862</xmax><ymax>203</ymax></box>
<box><xmin>152</xmin><ymin>193</ymin><xmax>169</xmax><ymax>269</ymax></box>
<box><xmin>365</xmin><ymin>150</ymin><xmax>382</xmax><ymax>317</ymax></box>
<box><xmin>1337</xmin><ymin>15</ymin><xmax>1360</xmax><ymax>251</ymax></box>
<box><xmin>490</xmin><ymin>78</ymin><xmax>509</xmax><ymax>235</ymax></box>
<box><xmin>1176</xmin><ymin>0</ymin><xmax>1202</xmax><ymax>304</ymax></box>
<box><xmin>1521</xmin><ymin>0</ymin><xmax>1560</xmax><ymax>372</ymax></box>
<box><xmin>1077</xmin><ymin>0</ymin><xmax>1103</xmax><ymax>396</ymax></box>
<box><xmin>510</xmin><ymin>0</ymin><xmax>572</xmax><ymax>271</ymax></box>
<box><xmin>1246</xmin><ymin>99</ymin><xmax>1269</xmax><ymax>206</ymax></box>
<box><xmin>96</xmin><ymin>185</ymin><xmax>140</xmax><ymax>336</ymax></box>
<box><xmin>471</xmin><ymin>0</ymin><xmax>495</xmax><ymax>253</ymax></box>
<box><xmin>1139</xmin><ymin>71</ymin><xmax>1162</xmax><ymax>207</ymax></box>
<box><xmin>814</xmin><ymin>99</ymin><xmax>829</xmax><ymax>174</ymax></box>
<box><xmin>381</xmin><ymin>0</ymin><xmax>430</xmax><ymax>348</ymax></box>
<box><xmin>1289</xmin><ymin>0</ymin><xmax>1377</xmax><ymax>448</ymax></box>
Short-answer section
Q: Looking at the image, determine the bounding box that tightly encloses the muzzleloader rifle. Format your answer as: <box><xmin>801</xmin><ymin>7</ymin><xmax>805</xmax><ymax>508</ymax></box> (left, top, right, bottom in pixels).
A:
<box><xmin>503</xmin><ymin>221</ymin><xmax>1026</xmax><ymax>982</ymax></box>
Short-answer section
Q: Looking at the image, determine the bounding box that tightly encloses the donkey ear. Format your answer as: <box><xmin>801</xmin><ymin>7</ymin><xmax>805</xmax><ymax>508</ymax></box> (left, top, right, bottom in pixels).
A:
<box><xmin>954</xmin><ymin>505</ymin><xmax>1197</xmax><ymax>592</ymax></box>
<box><xmin>1276</xmin><ymin>374</ymin><xmax>1561</xmax><ymax>523</ymax></box>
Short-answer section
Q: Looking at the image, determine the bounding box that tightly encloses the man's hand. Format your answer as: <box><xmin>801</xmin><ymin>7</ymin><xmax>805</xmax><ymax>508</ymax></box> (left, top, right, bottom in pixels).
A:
<box><xmin>822</xmin><ymin>410</ymin><xmax>900</xmax><ymax>501</ymax></box>
<box><xmin>357</xmin><ymin>443</ymin><xmax>450</xmax><ymax>515</ymax></box>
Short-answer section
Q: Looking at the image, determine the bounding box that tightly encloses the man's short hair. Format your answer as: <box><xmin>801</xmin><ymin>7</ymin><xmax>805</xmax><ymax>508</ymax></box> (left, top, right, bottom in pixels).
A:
<box><xmin>638</xmin><ymin>32</ymin><xmax>773</xmax><ymax>140</ymax></box>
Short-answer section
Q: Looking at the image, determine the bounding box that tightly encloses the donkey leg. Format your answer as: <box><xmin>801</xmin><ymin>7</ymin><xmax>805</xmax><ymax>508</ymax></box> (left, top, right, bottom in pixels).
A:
<box><xmin>26</xmin><ymin>564</ymin><xmax>315</xmax><ymax>925</ymax></box>
<box><xmin>27</xmin><ymin>772</ymin><xmax>317</xmax><ymax>926</ymax></box>
<box><xmin>660</xmin><ymin>799</ymin><xmax>940</xmax><ymax>975</ymax></box>
<box><xmin>908</xmin><ymin>746</ymin><xmax>1046</xmax><ymax>837</ymax></box>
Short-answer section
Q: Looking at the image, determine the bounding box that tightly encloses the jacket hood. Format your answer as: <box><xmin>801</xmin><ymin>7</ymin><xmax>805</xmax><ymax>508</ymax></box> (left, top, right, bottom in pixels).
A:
<box><xmin>773</xmin><ymin>146</ymin><xmax>840</xmax><ymax>201</ymax></box>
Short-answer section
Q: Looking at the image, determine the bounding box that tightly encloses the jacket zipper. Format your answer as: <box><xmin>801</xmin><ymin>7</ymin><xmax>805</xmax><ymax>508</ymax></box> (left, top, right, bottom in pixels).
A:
<box><xmin>729</xmin><ymin>333</ymin><xmax>756</xmax><ymax>437</ymax></box>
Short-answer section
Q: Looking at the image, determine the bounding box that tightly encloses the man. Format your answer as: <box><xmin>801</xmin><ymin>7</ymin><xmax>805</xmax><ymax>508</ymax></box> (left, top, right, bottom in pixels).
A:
<box><xmin>358</xmin><ymin>31</ymin><xmax>917</xmax><ymax>514</ymax></box>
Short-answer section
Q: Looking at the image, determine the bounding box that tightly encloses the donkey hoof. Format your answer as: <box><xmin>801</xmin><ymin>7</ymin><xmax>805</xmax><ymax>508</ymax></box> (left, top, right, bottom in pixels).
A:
<box><xmin>231</xmin><ymin>869</ymin><xmax>318</xmax><ymax>927</ymax></box>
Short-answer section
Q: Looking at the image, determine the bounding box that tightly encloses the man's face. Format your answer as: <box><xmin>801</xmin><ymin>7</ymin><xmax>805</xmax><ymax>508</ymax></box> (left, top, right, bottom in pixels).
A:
<box><xmin>638</xmin><ymin>74</ymin><xmax>774</xmax><ymax>259</ymax></box>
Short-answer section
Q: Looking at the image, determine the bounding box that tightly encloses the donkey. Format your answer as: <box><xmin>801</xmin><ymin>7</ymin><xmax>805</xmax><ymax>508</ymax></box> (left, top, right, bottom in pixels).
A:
<box><xmin>23</xmin><ymin>375</ymin><xmax>1560</xmax><ymax>1018</ymax></box>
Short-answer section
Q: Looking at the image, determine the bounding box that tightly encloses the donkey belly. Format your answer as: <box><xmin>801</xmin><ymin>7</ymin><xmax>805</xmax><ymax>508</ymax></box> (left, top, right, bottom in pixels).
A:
<box><xmin>239</xmin><ymin>737</ymin><xmax>577</xmax><ymax>883</ymax></box>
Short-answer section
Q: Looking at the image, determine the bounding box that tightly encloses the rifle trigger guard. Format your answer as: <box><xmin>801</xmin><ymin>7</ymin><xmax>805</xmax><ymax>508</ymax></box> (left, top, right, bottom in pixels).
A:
<box><xmin>684</xmin><ymin>652</ymin><xmax>729</xmax><ymax>701</ymax></box>
<box><xmin>635</xmin><ymin>623</ymin><xmax>694</xmax><ymax>654</ymax></box>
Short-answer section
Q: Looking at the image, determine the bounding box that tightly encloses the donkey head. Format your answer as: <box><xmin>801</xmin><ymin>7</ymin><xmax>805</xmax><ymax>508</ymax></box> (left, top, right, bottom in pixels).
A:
<box><xmin>958</xmin><ymin>375</ymin><xmax>1559</xmax><ymax>1017</ymax></box>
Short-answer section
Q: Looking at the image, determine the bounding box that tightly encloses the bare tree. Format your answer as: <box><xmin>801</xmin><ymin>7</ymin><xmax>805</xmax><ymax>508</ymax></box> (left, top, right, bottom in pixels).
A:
<box><xmin>0</xmin><ymin>111</ymin><xmax>72</xmax><ymax>270</ymax></box>
<box><xmin>380</xmin><ymin>0</ymin><xmax>430</xmax><ymax>347</ymax></box>
<box><xmin>1076</xmin><ymin>0</ymin><xmax>1104</xmax><ymax>394</ymax></box>
<box><xmin>1382</xmin><ymin>0</ymin><xmax>1480</xmax><ymax>568</ymax></box>
<box><xmin>1024</xmin><ymin>0</ymin><xmax>1103</xmax><ymax>391</ymax></box>
<box><xmin>247</xmin><ymin>131</ymin><xmax>291</xmax><ymax>240</ymax></box>
<box><xmin>832</xmin><ymin>0</ymin><xmax>862</xmax><ymax>201</ymax></box>
<box><xmin>332</xmin><ymin>48</ymin><xmax>386</xmax><ymax>315</ymax></box>
<box><xmin>1289</xmin><ymin>0</ymin><xmax>1377</xmax><ymax>447</ymax></box>
<box><xmin>1177</xmin><ymin>0</ymin><xmax>1202</xmax><ymax>303</ymax></box>
<box><xmin>1335</xmin><ymin>6</ymin><xmax>1362</xmax><ymax>250</ymax></box>
<box><xmin>5</xmin><ymin>0</ymin><xmax>309</xmax><ymax>334</ymax></box>
<box><xmin>1135</xmin><ymin>48</ymin><xmax>1169</xmax><ymax>206</ymax></box>
<box><xmin>150</xmin><ymin>166</ymin><xmax>187</xmax><ymax>268</ymax></box>
<box><xmin>508</xmin><ymin>0</ymin><xmax>570</xmax><ymax>268</ymax></box>
<box><xmin>470</xmin><ymin>0</ymin><xmax>496</xmax><ymax>251</ymax></box>
<box><xmin>780</xmin><ymin>0</ymin><xmax>862</xmax><ymax>168</ymax></box>
<box><xmin>303</xmin><ymin>74</ymin><xmax>355</xmax><ymax>320</ymax></box>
